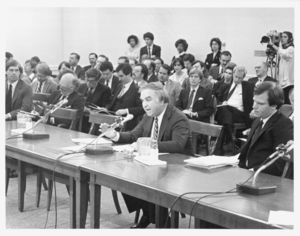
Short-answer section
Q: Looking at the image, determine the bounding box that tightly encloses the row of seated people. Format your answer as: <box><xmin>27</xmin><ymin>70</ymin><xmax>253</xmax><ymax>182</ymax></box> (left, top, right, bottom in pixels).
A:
<box><xmin>5</xmin><ymin>58</ymin><xmax>294</xmax><ymax>228</ymax></box>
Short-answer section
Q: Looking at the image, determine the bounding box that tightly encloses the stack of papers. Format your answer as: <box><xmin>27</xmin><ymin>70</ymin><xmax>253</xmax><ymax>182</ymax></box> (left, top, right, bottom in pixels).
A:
<box><xmin>71</xmin><ymin>138</ymin><xmax>112</xmax><ymax>146</ymax></box>
<box><xmin>184</xmin><ymin>155</ymin><xmax>239</xmax><ymax>170</ymax></box>
<box><xmin>135</xmin><ymin>156</ymin><xmax>167</xmax><ymax>166</ymax></box>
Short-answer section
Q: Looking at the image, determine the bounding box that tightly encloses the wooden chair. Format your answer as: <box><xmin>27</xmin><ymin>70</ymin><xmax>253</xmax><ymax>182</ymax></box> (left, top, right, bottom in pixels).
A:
<box><xmin>189</xmin><ymin>120</ymin><xmax>223</xmax><ymax>155</ymax></box>
<box><xmin>88</xmin><ymin>112</ymin><xmax>123</xmax><ymax>215</ymax></box>
<box><xmin>232</xmin><ymin>122</ymin><xmax>247</xmax><ymax>154</ymax></box>
<box><xmin>279</xmin><ymin>104</ymin><xmax>293</xmax><ymax>118</ymax></box>
<box><xmin>50</xmin><ymin>108</ymin><xmax>83</xmax><ymax>131</ymax></box>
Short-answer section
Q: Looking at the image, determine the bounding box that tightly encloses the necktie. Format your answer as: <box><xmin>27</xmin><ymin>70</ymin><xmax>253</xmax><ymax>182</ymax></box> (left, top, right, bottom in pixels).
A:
<box><xmin>187</xmin><ymin>89</ymin><xmax>195</xmax><ymax>110</ymax></box>
<box><xmin>117</xmin><ymin>85</ymin><xmax>126</xmax><ymax>98</ymax></box>
<box><xmin>153</xmin><ymin>117</ymin><xmax>159</xmax><ymax>140</ymax></box>
<box><xmin>250</xmin><ymin>120</ymin><xmax>263</xmax><ymax>146</ymax></box>
<box><xmin>37</xmin><ymin>81</ymin><xmax>43</xmax><ymax>93</ymax></box>
<box><xmin>148</xmin><ymin>47</ymin><xmax>151</xmax><ymax>57</ymax></box>
<box><xmin>6</xmin><ymin>84</ymin><xmax>12</xmax><ymax>113</ymax></box>
<box><xmin>226</xmin><ymin>83</ymin><xmax>237</xmax><ymax>100</ymax></box>
<box><xmin>105</xmin><ymin>80</ymin><xmax>109</xmax><ymax>87</ymax></box>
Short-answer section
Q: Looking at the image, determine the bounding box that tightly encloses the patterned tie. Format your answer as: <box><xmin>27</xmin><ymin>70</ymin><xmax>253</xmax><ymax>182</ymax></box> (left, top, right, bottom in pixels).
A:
<box><xmin>117</xmin><ymin>85</ymin><xmax>126</xmax><ymax>98</ymax></box>
<box><xmin>6</xmin><ymin>84</ymin><xmax>12</xmax><ymax>113</ymax></box>
<box><xmin>187</xmin><ymin>89</ymin><xmax>195</xmax><ymax>110</ymax></box>
<box><xmin>37</xmin><ymin>81</ymin><xmax>43</xmax><ymax>93</ymax></box>
<box><xmin>153</xmin><ymin>117</ymin><xmax>159</xmax><ymax>140</ymax></box>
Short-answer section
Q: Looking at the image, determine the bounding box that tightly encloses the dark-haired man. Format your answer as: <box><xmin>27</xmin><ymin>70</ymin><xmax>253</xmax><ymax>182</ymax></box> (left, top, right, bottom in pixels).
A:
<box><xmin>143</xmin><ymin>59</ymin><xmax>158</xmax><ymax>82</ymax></box>
<box><xmin>132</xmin><ymin>63</ymin><xmax>148</xmax><ymax>88</ymax></box>
<box><xmin>69</xmin><ymin>52</ymin><xmax>84</xmax><ymax>80</ymax></box>
<box><xmin>209</xmin><ymin>51</ymin><xmax>232</xmax><ymax>81</ymax></box>
<box><xmin>238</xmin><ymin>82</ymin><xmax>293</xmax><ymax>177</ymax></box>
<box><xmin>140</xmin><ymin>32</ymin><xmax>161</xmax><ymax>59</ymax></box>
<box><xmin>99</xmin><ymin>61</ymin><xmax>120</xmax><ymax>96</ymax></box>
<box><xmin>83</xmin><ymin>53</ymin><xmax>98</xmax><ymax>73</ymax></box>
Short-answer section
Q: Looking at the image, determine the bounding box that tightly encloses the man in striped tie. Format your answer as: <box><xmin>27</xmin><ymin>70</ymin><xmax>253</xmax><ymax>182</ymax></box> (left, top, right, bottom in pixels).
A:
<box><xmin>100</xmin><ymin>82</ymin><xmax>191</xmax><ymax>228</ymax></box>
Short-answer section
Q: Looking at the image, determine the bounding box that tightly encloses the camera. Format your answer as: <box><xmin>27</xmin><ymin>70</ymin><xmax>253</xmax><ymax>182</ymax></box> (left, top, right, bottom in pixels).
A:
<box><xmin>260</xmin><ymin>30</ymin><xmax>281</xmax><ymax>60</ymax></box>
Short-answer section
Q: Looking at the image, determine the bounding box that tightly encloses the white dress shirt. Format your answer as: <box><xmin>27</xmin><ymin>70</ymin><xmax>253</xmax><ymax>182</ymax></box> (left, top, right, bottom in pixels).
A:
<box><xmin>227</xmin><ymin>83</ymin><xmax>244</xmax><ymax>112</ymax></box>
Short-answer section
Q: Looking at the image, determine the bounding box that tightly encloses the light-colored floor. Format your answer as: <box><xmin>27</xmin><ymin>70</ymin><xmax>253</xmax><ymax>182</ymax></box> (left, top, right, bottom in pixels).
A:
<box><xmin>6</xmin><ymin>174</ymin><xmax>195</xmax><ymax>229</ymax></box>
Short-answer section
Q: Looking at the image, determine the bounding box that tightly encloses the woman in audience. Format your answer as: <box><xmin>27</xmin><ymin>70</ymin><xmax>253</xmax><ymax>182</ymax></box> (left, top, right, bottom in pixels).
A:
<box><xmin>204</xmin><ymin>37</ymin><xmax>222</xmax><ymax>70</ymax></box>
<box><xmin>169</xmin><ymin>58</ymin><xmax>188</xmax><ymax>86</ymax></box>
<box><xmin>268</xmin><ymin>31</ymin><xmax>294</xmax><ymax>104</ymax></box>
<box><xmin>171</xmin><ymin>39</ymin><xmax>188</xmax><ymax>65</ymax></box>
<box><xmin>54</xmin><ymin>61</ymin><xmax>71</xmax><ymax>84</ymax></box>
<box><xmin>124</xmin><ymin>34</ymin><xmax>140</xmax><ymax>61</ymax></box>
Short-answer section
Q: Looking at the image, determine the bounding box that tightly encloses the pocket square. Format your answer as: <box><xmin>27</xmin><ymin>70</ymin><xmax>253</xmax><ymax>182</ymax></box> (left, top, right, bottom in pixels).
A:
<box><xmin>198</xmin><ymin>97</ymin><xmax>204</xmax><ymax>100</ymax></box>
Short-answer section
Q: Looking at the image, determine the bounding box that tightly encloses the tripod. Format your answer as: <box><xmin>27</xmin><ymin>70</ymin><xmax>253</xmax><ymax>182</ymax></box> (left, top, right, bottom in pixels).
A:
<box><xmin>266</xmin><ymin>53</ymin><xmax>279</xmax><ymax>80</ymax></box>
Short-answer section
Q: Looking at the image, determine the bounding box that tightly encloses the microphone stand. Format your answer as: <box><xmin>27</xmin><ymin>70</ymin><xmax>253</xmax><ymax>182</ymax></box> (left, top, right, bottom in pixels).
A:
<box><xmin>237</xmin><ymin>142</ymin><xmax>293</xmax><ymax>195</ymax></box>
<box><xmin>22</xmin><ymin>99</ymin><xmax>68</xmax><ymax>139</ymax></box>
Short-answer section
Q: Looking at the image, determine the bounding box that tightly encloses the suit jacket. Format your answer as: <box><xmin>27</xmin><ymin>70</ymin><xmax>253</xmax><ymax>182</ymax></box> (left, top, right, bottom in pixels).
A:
<box><xmin>74</xmin><ymin>65</ymin><xmax>85</xmax><ymax>80</ymax></box>
<box><xmin>209</xmin><ymin>65</ymin><xmax>223</xmax><ymax>81</ymax></box>
<box><xmin>204</xmin><ymin>51</ymin><xmax>221</xmax><ymax>70</ymax></box>
<box><xmin>140</xmin><ymin>44</ymin><xmax>161</xmax><ymax>58</ymax></box>
<box><xmin>48</xmin><ymin>90</ymin><xmax>85</xmax><ymax>112</ymax></box>
<box><xmin>84</xmin><ymin>82</ymin><xmax>112</xmax><ymax>107</ymax></box>
<box><xmin>163</xmin><ymin>80</ymin><xmax>182</xmax><ymax>106</ymax></box>
<box><xmin>31</xmin><ymin>77</ymin><xmax>58</xmax><ymax>94</ymax></box>
<box><xmin>118</xmin><ymin>104</ymin><xmax>192</xmax><ymax>155</ymax></box>
<box><xmin>107</xmin><ymin>81</ymin><xmax>144</xmax><ymax>131</ymax></box>
<box><xmin>176</xmin><ymin>86</ymin><xmax>213</xmax><ymax>123</ymax></box>
<box><xmin>248</xmin><ymin>76</ymin><xmax>276</xmax><ymax>86</ymax></box>
<box><xmin>147</xmin><ymin>74</ymin><xmax>158</xmax><ymax>83</ymax></box>
<box><xmin>99</xmin><ymin>75</ymin><xmax>120</xmax><ymax>97</ymax></box>
<box><xmin>238</xmin><ymin>112</ymin><xmax>293</xmax><ymax>177</ymax></box>
<box><xmin>6</xmin><ymin>79</ymin><xmax>33</xmax><ymax>119</ymax></box>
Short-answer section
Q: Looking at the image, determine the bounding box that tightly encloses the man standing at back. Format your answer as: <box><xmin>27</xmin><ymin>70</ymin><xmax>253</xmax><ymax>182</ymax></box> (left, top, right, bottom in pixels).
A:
<box><xmin>140</xmin><ymin>32</ymin><xmax>161</xmax><ymax>60</ymax></box>
<box><xmin>69</xmin><ymin>52</ymin><xmax>84</xmax><ymax>80</ymax></box>
<box><xmin>99</xmin><ymin>61</ymin><xmax>121</xmax><ymax>97</ymax></box>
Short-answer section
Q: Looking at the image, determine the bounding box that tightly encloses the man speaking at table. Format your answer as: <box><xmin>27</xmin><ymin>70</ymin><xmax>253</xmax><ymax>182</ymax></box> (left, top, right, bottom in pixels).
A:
<box><xmin>101</xmin><ymin>82</ymin><xmax>192</xmax><ymax>228</ymax></box>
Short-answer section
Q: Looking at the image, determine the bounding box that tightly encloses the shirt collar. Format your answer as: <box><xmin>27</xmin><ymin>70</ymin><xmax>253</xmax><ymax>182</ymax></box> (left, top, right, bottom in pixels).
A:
<box><xmin>261</xmin><ymin>110</ymin><xmax>277</xmax><ymax>127</ymax></box>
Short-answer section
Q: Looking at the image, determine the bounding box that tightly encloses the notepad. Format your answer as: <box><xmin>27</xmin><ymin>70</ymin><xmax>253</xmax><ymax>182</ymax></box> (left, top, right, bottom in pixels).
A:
<box><xmin>71</xmin><ymin>138</ymin><xmax>112</xmax><ymax>146</ymax></box>
<box><xmin>184</xmin><ymin>155</ymin><xmax>239</xmax><ymax>170</ymax></box>
<box><xmin>135</xmin><ymin>156</ymin><xmax>167</xmax><ymax>166</ymax></box>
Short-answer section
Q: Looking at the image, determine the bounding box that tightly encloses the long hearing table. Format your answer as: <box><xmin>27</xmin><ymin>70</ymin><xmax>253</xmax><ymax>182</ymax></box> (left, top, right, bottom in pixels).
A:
<box><xmin>6</xmin><ymin>121</ymin><xmax>293</xmax><ymax>229</ymax></box>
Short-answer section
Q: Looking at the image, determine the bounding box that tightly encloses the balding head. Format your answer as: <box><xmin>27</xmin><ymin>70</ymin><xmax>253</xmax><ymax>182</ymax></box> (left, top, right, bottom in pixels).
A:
<box><xmin>255</xmin><ymin>62</ymin><xmax>268</xmax><ymax>78</ymax></box>
<box><xmin>36</xmin><ymin>62</ymin><xmax>52</xmax><ymax>82</ymax></box>
<box><xmin>59</xmin><ymin>72</ymin><xmax>79</xmax><ymax>96</ymax></box>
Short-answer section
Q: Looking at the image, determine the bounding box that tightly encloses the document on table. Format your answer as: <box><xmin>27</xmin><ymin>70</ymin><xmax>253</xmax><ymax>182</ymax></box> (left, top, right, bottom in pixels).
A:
<box><xmin>61</xmin><ymin>145</ymin><xmax>86</xmax><ymax>152</ymax></box>
<box><xmin>135</xmin><ymin>156</ymin><xmax>167</xmax><ymax>166</ymax></box>
<box><xmin>268</xmin><ymin>211</ymin><xmax>294</xmax><ymax>227</ymax></box>
<box><xmin>71</xmin><ymin>137</ymin><xmax>112</xmax><ymax>146</ymax></box>
<box><xmin>184</xmin><ymin>154</ymin><xmax>239</xmax><ymax>170</ymax></box>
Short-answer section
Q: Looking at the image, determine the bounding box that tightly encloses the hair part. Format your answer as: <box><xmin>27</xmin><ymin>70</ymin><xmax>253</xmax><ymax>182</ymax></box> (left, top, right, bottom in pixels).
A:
<box><xmin>116</xmin><ymin>63</ymin><xmax>132</xmax><ymax>76</ymax></box>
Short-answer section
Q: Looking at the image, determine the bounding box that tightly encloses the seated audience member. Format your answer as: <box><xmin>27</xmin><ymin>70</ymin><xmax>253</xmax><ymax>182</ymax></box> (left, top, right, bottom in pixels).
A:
<box><xmin>83</xmin><ymin>53</ymin><xmax>98</xmax><ymax>73</ymax></box>
<box><xmin>106</xmin><ymin>63</ymin><xmax>144</xmax><ymax>131</ymax></box>
<box><xmin>176</xmin><ymin>68</ymin><xmax>213</xmax><ymax>122</ymax></box>
<box><xmin>47</xmin><ymin>70</ymin><xmax>85</xmax><ymax>129</ymax></box>
<box><xmin>169</xmin><ymin>58</ymin><xmax>188</xmax><ymax>86</ymax></box>
<box><xmin>171</xmin><ymin>39</ymin><xmax>189</xmax><ymax>65</ymax></box>
<box><xmin>204</xmin><ymin>37</ymin><xmax>222</xmax><ymax>70</ymax></box>
<box><xmin>30</xmin><ymin>56</ymin><xmax>41</xmax><ymax>74</ymax></box>
<box><xmin>140</xmin><ymin>54</ymin><xmax>151</xmax><ymax>63</ymax></box>
<box><xmin>6</xmin><ymin>59</ymin><xmax>33</xmax><ymax>120</ymax></box>
<box><xmin>157</xmin><ymin>64</ymin><xmax>182</xmax><ymax>106</ymax></box>
<box><xmin>154</xmin><ymin>57</ymin><xmax>164</xmax><ymax>76</ymax></box>
<box><xmin>143</xmin><ymin>59</ymin><xmax>158</xmax><ymax>82</ymax></box>
<box><xmin>132</xmin><ymin>63</ymin><xmax>148</xmax><ymax>88</ymax></box>
<box><xmin>209</xmin><ymin>50</ymin><xmax>232</xmax><ymax>82</ymax></box>
<box><xmin>69</xmin><ymin>52</ymin><xmax>84</xmax><ymax>80</ymax></box>
<box><xmin>6</xmin><ymin>51</ymin><xmax>13</xmax><ymax>63</ymax></box>
<box><xmin>238</xmin><ymin>82</ymin><xmax>293</xmax><ymax>178</ymax></box>
<box><xmin>182</xmin><ymin>60</ymin><xmax>214</xmax><ymax>90</ymax></box>
<box><xmin>99</xmin><ymin>61</ymin><xmax>120</xmax><ymax>96</ymax></box>
<box><xmin>125</xmin><ymin>34</ymin><xmax>140</xmax><ymax>61</ymax></box>
<box><xmin>22</xmin><ymin>59</ymin><xmax>36</xmax><ymax>85</ymax></box>
<box><xmin>32</xmin><ymin>62</ymin><xmax>58</xmax><ymax>94</ymax></box>
<box><xmin>129</xmin><ymin>58</ymin><xmax>138</xmax><ymax>70</ymax></box>
<box><xmin>248</xmin><ymin>62</ymin><xmax>276</xmax><ymax>87</ymax></box>
<box><xmin>118</xmin><ymin>56</ymin><xmax>130</xmax><ymax>65</ymax></box>
<box><xmin>81</xmin><ymin>68</ymin><xmax>112</xmax><ymax>133</ymax></box>
<box><xmin>140</xmin><ymin>32</ymin><xmax>161</xmax><ymax>59</ymax></box>
<box><xmin>101</xmin><ymin>83</ymin><xmax>192</xmax><ymax>228</ymax></box>
<box><xmin>55</xmin><ymin>61</ymin><xmax>71</xmax><ymax>84</ymax></box>
<box><xmin>215</xmin><ymin>66</ymin><xmax>254</xmax><ymax>153</ymax></box>
<box><xmin>182</xmin><ymin>53</ymin><xmax>195</xmax><ymax>75</ymax></box>
<box><xmin>95</xmin><ymin>54</ymin><xmax>109</xmax><ymax>70</ymax></box>
<box><xmin>213</xmin><ymin>66</ymin><xmax>234</xmax><ymax>103</ymax></box>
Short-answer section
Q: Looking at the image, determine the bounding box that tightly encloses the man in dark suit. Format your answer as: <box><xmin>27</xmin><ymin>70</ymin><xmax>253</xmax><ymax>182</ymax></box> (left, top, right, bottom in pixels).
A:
<box><xmin>143</xmin><ymin>59</ymin><xmax>158</xmax><ymax>82</ymax></box>
<box><xmin>209</xmin><ymin>51</ymin><xmax>232</xmax><ymax>82</ymax></box>
<box><xmin>82</xmin><ymin>52</ymin><xmax>98</xmax><ymax>74</ymax></box>
<box><xmin>238</xmin><ymin>82</ymin><xmax>293</xmax><ymax>177</ymax></box>
<box><xmin>81</xmin><ymin>68</ymin><xmax>112</xmax><ymax>133</ymax></box>
<box><xmin>248</xmin><ymin>62</ymin><xmax>277</xmax><ymax>87</ymax></box>
<box><xmin>101</xmin><ymin>82</ymin><xmax>191</xmax><ymax>228</ymax></box>
<box><xmin>176</xmin><ymin>68</ymin><xmax>213</xmax><ymax>123</ymax></box>
<box><xmin>215</xmin><ymin>66</ymin><xmax>254</xmax><ymax>153</ymax></box>
<box><xmin>31</xmin><ymin>62</ymin><xmax>58</xmax><ymax>94</ymax></box>
<box><xmin>6</xmin><ymin>59</ymin><xmax>33</xmax><ymax>120</ymax></box>
<box><xmin>140</xmin><ymin>32</ymin><xmax>161</xmax><ymax>60</ymax></box>
<box><xmin>69</xmin><ymin>52</ymin><xmax>84</xmax><ymax>80</ymax></box>
<box><xmin>106</xmin><ymin>63</ymin><xmax>144</xmax><ymax>131</ymax></box>
<box><xmin>213</xmin><ymin>65</ymin><xmax>234</xmax><ymax>103</ymax></box>
<box><xmin>99</xmin><ymin>61</ymin><xmax>121</xmax><ymax>96</ymax></box>
<box><xmin>47</xmin><ymin>70</ymin><xmax>85</xmax><ymax>129</ymax></box>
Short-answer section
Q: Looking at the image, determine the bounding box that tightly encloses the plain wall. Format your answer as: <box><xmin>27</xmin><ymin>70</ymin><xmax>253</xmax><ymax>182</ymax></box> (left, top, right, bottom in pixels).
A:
<box><xmin>6</xmin><ymin>7</ymin><xmax>294</xmax><ymax>75</ymax></box>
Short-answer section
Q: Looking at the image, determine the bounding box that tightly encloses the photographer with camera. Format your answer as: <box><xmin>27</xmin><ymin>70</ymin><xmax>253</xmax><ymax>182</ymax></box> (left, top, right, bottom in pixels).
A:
<box><xmin>268</xmin><ymin>31</ymin><xmax>294</xmax><ymax>104</ymax></box>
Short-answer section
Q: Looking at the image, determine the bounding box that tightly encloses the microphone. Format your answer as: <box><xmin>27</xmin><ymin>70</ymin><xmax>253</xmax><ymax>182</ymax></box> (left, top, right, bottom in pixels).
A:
<box><xmin>22</xmin><ymin>98</ymin><xmax>68</xmax><ymax>139</ymax></box>
<box><xmin>237</xmin><ymin>141</ymin><xmax>293</xmax><ymax>195</ymax></box>
<box><xmin>85</xmin><ymin>113</ymin><xmax>134</xmax><ymax>155</ymax></box>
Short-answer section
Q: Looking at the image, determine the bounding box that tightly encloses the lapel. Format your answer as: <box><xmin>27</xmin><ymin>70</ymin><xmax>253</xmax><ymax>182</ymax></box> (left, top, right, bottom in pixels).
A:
<box><xmin>158</xmin><ymin>105</ymin><xmax>172</xmax><ymax>141</ymax></box>
<box><xmin>145</xmin><ymin>116</ymin><xmax>154</xmax><ymax>137</ymax></box>
<box><xmin>183</xmin><ymin>88</ymin><xmax>190</xmax><ymax>108</ymax></box>
<box><xmin>193</xmin><ymin>87</ymin><xmax>202</xmax><ymax>106</ymax></box>
<box><xmin>248</xmin><ymin>112</ymin><xmax>280</xmax><ymax>149</ymax></box>
<box><xmin>12</xmin><ymin>80</ymin><xmax>22</xmax><ymax>106</ymax></box>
